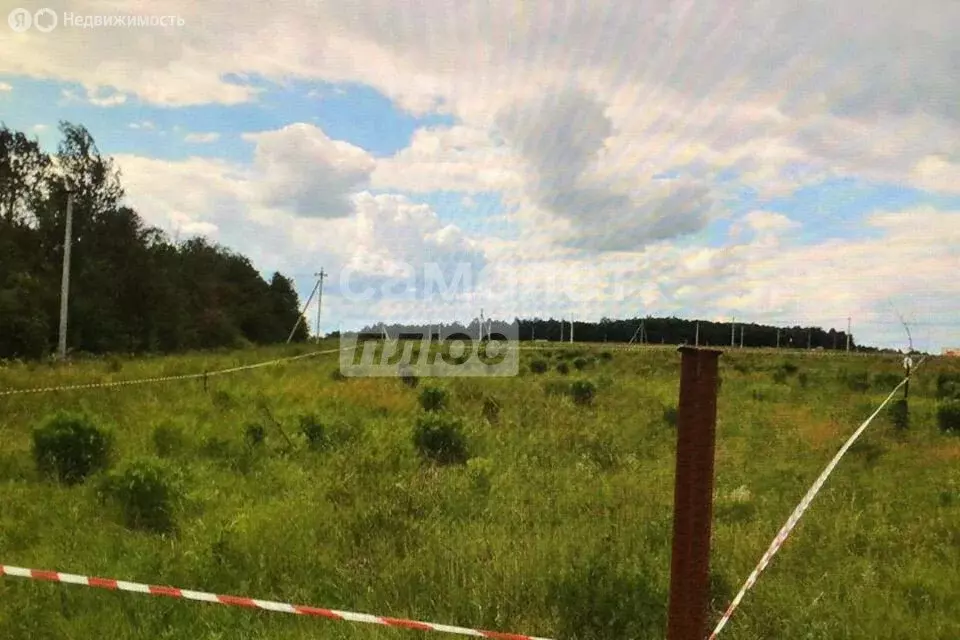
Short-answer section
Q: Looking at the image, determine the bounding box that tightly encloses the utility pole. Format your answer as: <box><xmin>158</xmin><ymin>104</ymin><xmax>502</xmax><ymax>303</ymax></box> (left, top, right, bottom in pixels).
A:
<box><xmin>58</xmin><ymin>192</ymin><xmax>74</xmax><ymax>361</ymax></box>
<box><xmin>570</xmin><ymin>316</ymin><xmax>574</xmax><ymax>343</ymax></box>
<box><xmin>286</xmin><ymin>278</ymin><xmax>320</xmax><ymax>343</ymax></box>
<box><xmin>314</xmin><ymin>269</ymin><xmax>326</xmax><ymax>343</ymax></box>
<box><xmin>846</xmin><ymin>317</ymin><xmax>851</xmax><ymax>352</ymax></box>
<box><xmin>776</xmin><ymin>327</ymin><xmax>781</xmax><ymax>349</ymax></box>
<box><xmin>695</xmin><ymin>321</ymin><xmax>700</xmax><ymax>347</ymax></box>
<box><xmin>740</xmin><ymin>325</ymin><xmax>744</xmax><ymax>349</ymax></box>
<box><xmin>479</xmin><ymin>308</ymin><xmax>485</xmax><ymax>341</ymax></box>
<box><xmin>730</xmin><ymin>317</ymin><xmax>735</xmax><ymax>347</ymax></box>
<box><xmin>560</xmin><ymin>319</ymin><xmax>564</xmax><ymax>342</ymax></box>
<box><xmin>807</xmin><ymin>328</ymin><xmax>812</xmax><ymax>350</ymax></box>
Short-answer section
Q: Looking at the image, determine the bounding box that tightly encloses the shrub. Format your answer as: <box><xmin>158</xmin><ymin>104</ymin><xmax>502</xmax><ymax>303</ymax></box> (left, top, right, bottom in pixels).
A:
<box><xmin>798</xmin><ymin>372</ymin><xmax>809</xmax><ymax>388</ymax></box>
<box><xmin>152</xmin><ymin>423</ymin><xmax>186</xmax><ymax>458</ymax></box>
<box><xmin>890</xmin><ymin>399</ymin><xmax>909</xmax><ymax>431</ymax></box>
<box><xmin>330</xmin><ymin>369</ymin><xmax>347</xmax><ymax>382</ymax></box>
<box><xmin>573</xmin><ymin>357</ymin><xmax>589</xmax><ymax>371</ymax></box>
<box><xmin>244</xmin><ymin>423</ymin><xmax>266</xmax><ymax>447</ymax></box>
<box><xmin>772</xmin><ymin>369</ymin><xmax>788</xmax><ymax>384</ymax></box>
<box><xmin>570</xmin><ymin>380</ymin><xmax>597</xmax><ymax>406</ymax></box>
<box><xmin>936</xmin><ymin>372</ymin><xmax>960</xmax><ymax>400</ymax></box>
<box><xmin>419</xmin><ymin>386</ymin><xmax>448</xmax><ymax>412</ymax></box>
<box><xmin>32</xmin><ymin>412</ymin><xmax>113</xmax><ymax>485</ymax></box>
<box><xmin>104</xmin><ymin>356</ymin><xmax>123</xmax><ymax>373</ymax></box>
<box><xmin>530</xmin><ymin>359</ymin><xmax>548</xmax><ymax>374</ymax></box>
<box><xmin>556</xmin><ymin>361</ymin><xmax>570</xmax><ymax>375</ymax></box>
<box><xmin>599</xmin><ymin>351</ymin><xmax>614</xmax><ymax>362</ymax></box>
<box><xmin>413</xmin><ymin>413</ymin><xmax>470</xmax><ymax>465</ymax></box>
<box><xmin>937</xmin><ymin>401</ymin><xmax>960</xmax><ymax>434</ymax></box>
<box><xmin>100</xmin><ymin>459</ymin><xmax>180</xmax><ymax>534</ymax></box>
<box><xmin>299</xmin><ymin>413</ymin><xmax>329</xmax><ymax>449</ymax></box>
<box><xmin>781</xmin><ymin>362</ymin><xmax>799</xmax><ymax>375</ymax></box>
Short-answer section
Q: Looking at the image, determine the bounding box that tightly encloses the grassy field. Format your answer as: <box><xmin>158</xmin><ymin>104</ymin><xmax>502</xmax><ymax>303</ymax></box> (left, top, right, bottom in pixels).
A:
<box><xmin>1</xmin><ymin>343</ymin><xmax>959</xmax><ymax>639</ymax></box>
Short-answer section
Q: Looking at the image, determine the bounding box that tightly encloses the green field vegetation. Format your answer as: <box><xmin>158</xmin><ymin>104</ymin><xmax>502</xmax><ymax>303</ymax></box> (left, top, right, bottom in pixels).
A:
<box><xmin>1</xmin><ymin>344</ymin><xmax>959</xmax><ymax>639</ymax></box>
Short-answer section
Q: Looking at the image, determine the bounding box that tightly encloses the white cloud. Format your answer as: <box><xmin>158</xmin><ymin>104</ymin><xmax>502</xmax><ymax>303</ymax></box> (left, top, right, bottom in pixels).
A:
<box><xmin>0</xmin><ymin>82</ymin><xmax>12</xmax><ymax>93</ymax></box>
<box><xmin>184</xmin><ymin>132</ymin><xmax>220</xmax><ymax>143</ymax></box>
<box><xmin>242</xmin><ymin>123</ymin><xmax>376</xmax><ymax>218</ymax></box>
<box><xmin>31</xmin><ymin>124</ymin><xmax>48</xmax><ymax>133</ymax></box>
<box><xmin>128</xmin><ymin>120</ymin><xmax>155</xmax><ymax>130</ymax></box>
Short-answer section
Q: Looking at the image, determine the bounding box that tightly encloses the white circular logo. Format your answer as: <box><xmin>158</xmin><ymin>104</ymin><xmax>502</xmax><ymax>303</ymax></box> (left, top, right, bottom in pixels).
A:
<box><xmin>7</xmin><ymin>8</ymin><xmax>32</xmax><ymax>32</ymax></box>
<box><xmin>34</xmin><ymin>8</ymin><xmax>57</xmax><ymax>32</ymax></box>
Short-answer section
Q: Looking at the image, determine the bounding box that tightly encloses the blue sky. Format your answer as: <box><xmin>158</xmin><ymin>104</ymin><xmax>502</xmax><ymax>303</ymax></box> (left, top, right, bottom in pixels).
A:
<box><xmin>2</xmin><ymin>1</ymin><xmax>958</xmax><ymax>350</ymax></box>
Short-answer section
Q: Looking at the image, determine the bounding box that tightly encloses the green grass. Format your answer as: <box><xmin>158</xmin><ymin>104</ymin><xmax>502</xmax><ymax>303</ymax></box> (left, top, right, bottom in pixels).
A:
<box><xmin>0</xmin><ymin>344</ymin><xmax>958</xmax><ymax>639</ymax></box>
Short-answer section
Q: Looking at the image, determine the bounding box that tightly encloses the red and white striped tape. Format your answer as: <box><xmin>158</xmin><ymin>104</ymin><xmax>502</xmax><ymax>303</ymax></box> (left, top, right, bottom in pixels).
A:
<box><xmin>708</xmin><ymin>357</ymin><xmax>925</xmax><ymax>638</ymax></box>
<box><xmin>0</xmin><ymin>564</ymin><xmax>553</xmax><ymax>640</ymax></box>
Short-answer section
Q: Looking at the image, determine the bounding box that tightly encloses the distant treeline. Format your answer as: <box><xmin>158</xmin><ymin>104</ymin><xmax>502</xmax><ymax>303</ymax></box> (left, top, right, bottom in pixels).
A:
<box><xmin>350</xmin><ymin>317</ymin><xmax>874</xmax><ymax>351</ymax></box>
<box><xmin>0</xmin><ymin>121</ymin><xmax>308</xmax><ymax>359</ymax></box>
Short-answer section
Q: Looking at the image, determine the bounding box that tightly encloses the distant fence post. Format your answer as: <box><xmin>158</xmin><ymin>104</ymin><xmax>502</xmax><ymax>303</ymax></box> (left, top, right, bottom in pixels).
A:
<box><xmin>667</xmin><ymin>346</ymin><xmax>722</xmax><ymax>640</ymax></box>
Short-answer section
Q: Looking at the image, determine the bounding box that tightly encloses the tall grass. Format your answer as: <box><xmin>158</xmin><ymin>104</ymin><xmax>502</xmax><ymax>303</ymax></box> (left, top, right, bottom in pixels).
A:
<box><xmin>0</xmin><ymin>345</ymin><xmax>957</xmax><ymax>639</ymax></box>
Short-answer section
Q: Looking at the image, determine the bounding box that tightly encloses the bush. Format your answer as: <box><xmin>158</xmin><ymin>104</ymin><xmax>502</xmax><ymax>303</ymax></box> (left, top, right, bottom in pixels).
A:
<box><xmin>32</xmin><ymin>412</ymin><xmax>113</xmax><ymax>485</ymax></box>
<box><xmin>413</xmin><ymin>413</ymin><xmax>470</xmax><ymax>465</ymax></box>
<box><xmin>530</xmin><ymin>359</ymin><xmax>548</xmax><ymax>374</ymax></box>
<box><xmin>936</xmin><ymin>372</ymin><xmax>960</xmax><ymax>400</ymax></box>
<box><xmin>570</xmin><ymin>380</ymin><xmax>597</xmax><ymax>406</ymax></box>
<box><xmin>100</xmin><ymin>459</ymin><xmax>180</xmax><ymax>534</ymax></box>
<box><xmin>152</xmin><ymin>423</ymin><xmax>186</xmax><ymax>458</ymax></box>
<box><xmin>781</xmin><ymin>362</ymin><xmax>799</xmax><ymax>375</ymax></box>
<box><xmin>330</xmin><ymin>369</ymin><xmax>347</xmax><ymax>382</ymax></box>
<box><xmin>419</xmin><ymin>386</ymin><xmax>448</xmax><ymax>412</ymax></box>
<box><xmin>299</xmin><ymin>413</ymin><xmax>329</xmax><ymax>449</ymax></box>
<box><xmin>772</xmin><ymin>369</ymin><xmax>788</xmax><ymax>384</ymax></box>
<box><xmin>937</xmin><ymin>401</ymin><xmax>960</xmax><ymax>434</ymax></box>
<box><xmin>573</xmin><ymin>357</ymin><xmax>589</xmax><ymax>371</ymax></box>
<box><xmin>244</xmin><ymin>423</ymin><xmax>266</xmax><ymax>447</ymax></box>
<box><xmin>599</xmin><ymin>351</ymin><xmax>614</xmax><ymax>361</ymax></box>
<box><xmin>556</xmin><ymin>361</ymin><xmax>570</xmax><ymax>375</ymax></box>
<box><xmin>798</xmin><ymin>372</ymin><xmax>809</xmax><ymax>388</ymax></box>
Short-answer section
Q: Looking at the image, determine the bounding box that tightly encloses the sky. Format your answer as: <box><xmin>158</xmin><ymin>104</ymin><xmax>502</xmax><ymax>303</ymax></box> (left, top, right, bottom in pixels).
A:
<box><xmin>1</xmin><ymin>0</ymin><xmax>958</xmax><ymax>351</ymax></box>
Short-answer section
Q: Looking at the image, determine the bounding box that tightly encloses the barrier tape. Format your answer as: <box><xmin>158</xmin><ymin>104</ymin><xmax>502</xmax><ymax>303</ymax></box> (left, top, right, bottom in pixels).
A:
<box><xmin>0</xmin><ymin>347</ymin><xmax>350</xmax><ymax>397</ymax></box>
<box><xmin>708</xmin><ymin>356</ymin><xmax>926</xmax><ymax>638</ymax></box>
<box><xmin>0</xmin><ymin>564</ymin><xmax>553</xmax><ymax>640</ymax></box>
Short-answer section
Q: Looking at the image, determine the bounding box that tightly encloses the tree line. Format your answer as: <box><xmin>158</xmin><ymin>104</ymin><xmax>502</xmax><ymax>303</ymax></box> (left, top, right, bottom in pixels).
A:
<box><xmin>350</xmin><ymin>316</ymin><xmax>866</xmax><ymax>350</ymax></box>
<box><xmin>0</xmin><ymin>121</ymin><xmax>308</xmax><ymax>359</ymax></box>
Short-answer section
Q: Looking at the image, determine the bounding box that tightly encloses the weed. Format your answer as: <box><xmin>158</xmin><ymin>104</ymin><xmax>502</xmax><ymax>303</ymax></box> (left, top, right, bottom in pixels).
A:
<box><xmin>32</xmin><ymin>412</ymin><xmax>113</xmax><ymax>485</ymax></box>
<box><xmin>413</xmin><ymin>413</ymin><xmax>470</xmax><ymax>465</ymax></box>
<box><xmin>663</xmin><ymin>406</ymin><xmax>678</xmax><ymax>426</ymax></box>
<box><xmin>530</xmin><ymin>359</ymin><xmax>548</xmax><ymax>374</ymax></box>
<box><xmin>573</xmin><ymin>357</ymin><xmax>589</xmax><ymax>371</ymax></box>
<box><xmin>599</xmin><ymin>351</ymin><xmax>614</xmax><ymax>361</ymax></box>
<box><xmin>936</xmin><ymin>372</ymin><xmax>960</xmax><ymax>400</ymax></box>
<box><xmin>330</xmin><ymin>369</ymin><xmax>347</xmax><ymax>382</ymax></box>
<box><xmin>556</xmin><ymin>361</ymin><xmax>570</xmax><ymax>375</ymax></box>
